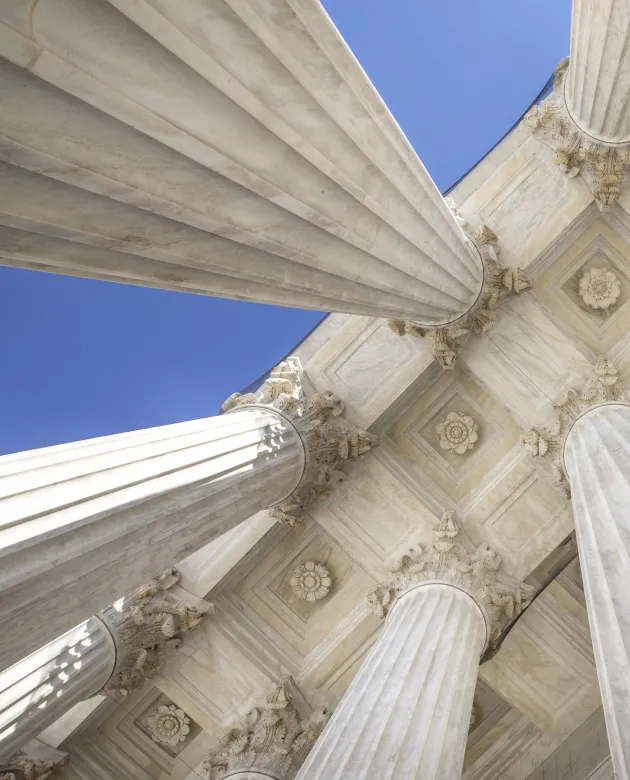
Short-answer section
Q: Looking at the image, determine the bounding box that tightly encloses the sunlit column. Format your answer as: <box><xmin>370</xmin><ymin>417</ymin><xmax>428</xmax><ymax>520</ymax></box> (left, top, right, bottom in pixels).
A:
<box><xmin>0</xmin><ymin>0</ymin><xmax>482</xmax><ymax>326</ymax></box>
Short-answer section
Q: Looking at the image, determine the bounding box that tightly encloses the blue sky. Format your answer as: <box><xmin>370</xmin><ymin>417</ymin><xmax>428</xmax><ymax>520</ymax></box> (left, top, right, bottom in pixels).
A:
<box><xmin>0</xmin><ymin>0</ymin><xmax>571</xmax><ymax>455</ymax></box>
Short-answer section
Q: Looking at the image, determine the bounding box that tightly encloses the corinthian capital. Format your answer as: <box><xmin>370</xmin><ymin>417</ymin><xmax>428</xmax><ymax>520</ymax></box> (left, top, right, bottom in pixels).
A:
<box><xmin>203</xmin><ymin>680</ymin><xmax>330</xmax><ymax>780</ymax></box>
<box><xmin>388</xmin><ymin>201</ymin><xmax>529</xmax><ymax>369</ymax></box>
<box><xmin>368</xmin><ymin>512</ymin><xmax>533</xmax><ymax>650</ymax></box>
<box><xmin>526</xmin><ymin>58</ymin><xmax>630</xmax><ymax>210</ymax></box>
<box><xmin>98</xmin><ymin>567</ymin><xmax>210</xmax><ymax>697</ymax></box>
<box><xmin>222</xmin><ymin>359</ymin><xmax>375</xmax><ymax>526</ymax></box>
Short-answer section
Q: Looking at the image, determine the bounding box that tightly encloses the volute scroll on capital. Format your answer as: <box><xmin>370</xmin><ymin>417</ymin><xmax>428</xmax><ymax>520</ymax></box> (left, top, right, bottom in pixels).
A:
<box><xmin>388</xmin><ymin>200</ymin><xmax>530</xmax><ymax>369</ymax></box>
<box><xmin>522</xmin><ymin>356</ymin><xmax>630</xmax><ymax>498</ymax></box>
<box><xmin>222</xmin><ymin>358</ymin><xmax>376</xmax><ymax>527</ymax></box>
<box><xmin>367</xmin><ymin>512</ymin><xmax>533</xmax><ymax>653</ymax></box>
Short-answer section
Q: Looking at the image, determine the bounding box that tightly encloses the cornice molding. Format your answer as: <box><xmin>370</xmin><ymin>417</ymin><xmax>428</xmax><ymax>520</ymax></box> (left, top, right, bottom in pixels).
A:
<box><xmin>223</xmin><ymin>359</ymin><xmax>375</xmax><ymax>526</ymax></box>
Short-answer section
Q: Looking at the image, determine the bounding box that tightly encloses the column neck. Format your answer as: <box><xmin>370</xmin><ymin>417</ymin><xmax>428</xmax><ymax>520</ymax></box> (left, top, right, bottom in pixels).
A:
<box><xmin>368</xmin><ymin>512</ymin><xmax>533</xmax><ymax>654</ymax></box>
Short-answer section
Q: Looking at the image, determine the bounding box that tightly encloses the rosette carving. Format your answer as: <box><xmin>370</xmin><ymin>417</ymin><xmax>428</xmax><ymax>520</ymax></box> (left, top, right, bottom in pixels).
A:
<box><xmin>389</xmin><ymin>201</ymin><xmax>529</xmax><ymax>369</ymax></box>
<box><xmin>367</xmin><ymin>512</ymin><xmax>533</xmax><ymax>650</ymax></box>
<box><xmin>290</xmin><ymin>561</ymin><xmax>331</xmax><ymax>601</ymax></box>
<box><xmin>579</xmin><ymin>268</ymin><xmax>621</xmax><ymax>310</ymax></box>
<box><xmin>99</xmin><ymin>567</ymin><xmax>210</xmax><ymax>697</ymax></box>
<box><xmin>436</xmin><ymin>412</ymin><xmax>479</xmax><ymax>453</ymax></box>
<box><xmin>522</xmin><ymin>356</ymin><xmax>630</xmax><ymax>497</ymax></box>
<box><xmin>203</xmin><ymin>681</ymin><xmax>330</xmax><ymax>780</ymax></box>
<box><xmin>147</xmin><ymin>704</ymin><xmax>191</xmax><ymax>747</ymax></box>
<box><xmin>525</xmin><ymin>58</ymin><xmax>630</xmax><ymax>210</ymax></box>
<box><xmin>223</xmin><ymin>359</ymin><xmax>375</xmax><ymax>526</ymax></box>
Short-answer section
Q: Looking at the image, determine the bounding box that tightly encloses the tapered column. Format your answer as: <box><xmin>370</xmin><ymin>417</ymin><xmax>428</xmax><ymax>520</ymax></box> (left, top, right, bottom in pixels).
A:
<box><xmin>0</xmin><ymin>568</ymin><xmax>207</xmax><ymax>762</ymax></box>
<box><xmin>567</xmin><ymin>0</ymin><xmax>630</xmax><ymax>143</ymax></box>
<box><xmin>296</xmin><ymin>513</ymin><xmax>532</xmax><ymax>780</ymax></box>
<box><xmin>0</xmin><ymin>0</ymin><xmax>482</xmax><ymax>326</ymax></box>
<box><xmin>0</xmin><ymin>359</ymin><xmax>373</xmax><ymax>672</ymax></box>
<box><xmin>564</xmin><ymin>404</ymin><xmax>630</xmax><ymax>779</ymax></box>
<box><xmin>0</xmin><ymin>406</ymin><xmax>301</xmax><ymax>672</ymax></box>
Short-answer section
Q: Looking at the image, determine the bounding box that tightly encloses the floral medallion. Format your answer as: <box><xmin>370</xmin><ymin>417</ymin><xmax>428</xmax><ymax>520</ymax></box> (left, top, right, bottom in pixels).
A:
<box><xmin>579</xmin><ymin>268</ymin><xmax>621</xmax><ymax>310</ymax></box>
<box><xmin>290</xmin><ymin>561</ymin><xmax>331</xmax><ymax>602</ymax></box>
<box><xmin>436</xmin><ymin>412</ymin><xmax>479</xmax><ymax>454</ymax></box>
<box><xmin>147</xmin><ymin>704</ymin><xmax>191</xmax><ymax>747</ymax></box>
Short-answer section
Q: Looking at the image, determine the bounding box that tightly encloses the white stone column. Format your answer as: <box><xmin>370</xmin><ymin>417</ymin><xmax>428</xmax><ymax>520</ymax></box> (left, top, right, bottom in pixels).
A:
<box><xmin>0</xmin><ymin>0</ymin><xmax>482</xmax><ymax>327</ymax></box>
<box><xmin>295</xmin><ymin>513</ymin><xmax>532</xmax><ymax>780</ymax></box>
<box><xmin>564</xmin><ymin>404</ymin><xmax>630</xmax><ymax>779</ymax></box>
<box><xmin>567</xmin><ymin>0</ymin><xmax>630</xmax><ymax>143</ymax></box>
<box><xmin>0</xmin><ymin>405</ymin><xmax>301</xmax><ymax>672</ymax></box>
<box><xmin>0</xmin><ymin>568</ymin><xmax>208</xmax><ymax>762</ymax></box>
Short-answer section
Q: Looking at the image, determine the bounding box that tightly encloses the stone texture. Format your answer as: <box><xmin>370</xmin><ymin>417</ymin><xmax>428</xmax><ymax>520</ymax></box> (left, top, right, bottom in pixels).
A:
<box><xmin>565</xmin><ymin>404</ymin><xmax>630</xmax><ymax>778</ymax></box>
<box><xmin>0</xmin><ymin>406</ymin><xmax>304</xmax><ymax>672</ymax></box>
<box><xmin>0</xmin><ymin>0</ymin><xmax>482</xmax><ymax>325</ymax></box>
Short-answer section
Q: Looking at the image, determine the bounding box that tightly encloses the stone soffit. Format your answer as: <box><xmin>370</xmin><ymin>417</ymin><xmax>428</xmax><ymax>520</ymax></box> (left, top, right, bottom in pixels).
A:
<box><xmin>74</xmin><ymin>98</ymin><xmax>630</xmax><ymax>780</ymax></box>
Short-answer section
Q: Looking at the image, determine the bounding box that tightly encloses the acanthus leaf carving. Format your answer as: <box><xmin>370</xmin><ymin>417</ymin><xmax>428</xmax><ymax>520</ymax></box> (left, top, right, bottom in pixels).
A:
<box><xmin>222</xmin><ymin>358</ymin><xmax>375</xmax><ymax>526</ymax></box>
<box><xmin>388</xmin><ymin>201</ymin><xmax>530</xmax><ymax>369</ymax></box>
<box><xmin>525</xmin><ymin>58</ymin><xmax>630</xmax><ymax>210</ymax></box>
<box><xmin>203</xmin><ymin>681</ymin><xmax>330</xmax><ymax>780</ymax></box>
<box><xmin>367</xmin><ymin>512</ymin><xmax>533</xmax><ymax>650</ymax></box>
<box><xmin>0</xmin><ymin>755</ymin><xmax>54</xmax><ymax>780</ymax></box>
<box><xmin>522</xmin><ymin>356</ymin><xmax>630</xmax><ymax>497</ymax></box>
<box><xmin>99</xmin><ymin>567</ymin><xmax>211</xmax><ymax>697</ymax></box>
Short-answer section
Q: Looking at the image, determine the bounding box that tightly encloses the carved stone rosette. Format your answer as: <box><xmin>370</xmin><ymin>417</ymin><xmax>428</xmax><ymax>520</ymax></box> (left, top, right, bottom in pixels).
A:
<box><xmin>99</xmin><ymin>567</ymin><xmax>210</xmax><ymax>697</ymax></box>
<box><xmin>388</xmin><ymin>201</ymin><xmax>530</xmax><ymax>369</ymax></box>
<box><xmin>522</xmin><ymin>356</ymin><xmax>630</xmax><ymax>497</ymax></box>
<box><xmin>525</xmin><ymin>58</ymin><xmax>630</xmax><ymax>210</ymax></box>
<box><xmin>203</xmin><ymin>681</ymin><xmax>330</xmax><ymax>780</ymax></box>
<box><xmin>0</xmin><ymin>755</ymin><xmax>54</xmax><ymax>780</ymax></box>
<box><xmin>223</xmin><ymin>359</ymin><xmax>375</xmax><ymax>526</ymax></box>
<box><xmin>367</xmin><ymin>512</ymin><xmax>533</xmax><ymax>650</ymax></box>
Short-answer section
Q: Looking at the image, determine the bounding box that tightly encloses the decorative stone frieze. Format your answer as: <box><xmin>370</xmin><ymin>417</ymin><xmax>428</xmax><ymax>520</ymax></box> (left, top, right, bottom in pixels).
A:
<box><xmin>436</xmin><ymin>412</ymin><xmax>479</xmax><ymax>453</ymax></box>
<box><xmin>525</xmin><ymin>58</ymin><xmax>630</xmax><ymax>210</ymax></box>
<box><xmin>223</xmin><ymin>359</ymin><xmax>375</xmax><ymax>526</ymax></box>
<box><xmin>367</xmin><ymin>512</ymin><xmax>533</xmax><ymax>649</ymax></box>
<box><xmin>290</xmin><ymin>561</ymin><xmax>332</xmax><ymax>602</ymax></box>
<box><xmin>0</xmin><ymin>754</ymin><xmax>54</xmax><ymax>780</ymax></box>
<box><xmin>99</xmin><ymin>567</ymin><xmax>210</xmax><ymax>697</ymax></box>
<box><xmin>579</xmin><ymin>268</ymin><xmax>621</xmax><ymax>310</ymax></box>
<box><xmin>522</xmin><ymin>356</ymin><xmax>630</xmax><ymax>497</ymax></box>
<box><xmin>388</xmin><ymin>201</ymin><xmax>530</xmax><ymax>369</ymax></box>
<box><xmin>203</xmin><ymin>681</ymin><xmax>330</xmax><ymax>780</ymax></box>
<box><xmin>147</xmin><ymin>704</ymin><xmax>191</xmax><ymax>747</ymax></box>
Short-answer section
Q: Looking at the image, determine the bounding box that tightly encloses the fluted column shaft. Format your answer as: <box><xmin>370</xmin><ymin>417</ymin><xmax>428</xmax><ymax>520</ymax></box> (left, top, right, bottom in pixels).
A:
<box><xmin>565</xmin><ymin>404</ymin><xmax>630</xmax><ymax>778</ymax></box>
<box><xmin>296</xmin><ymin>583</ymin><xmax>485</xmax><ymax>780</ymax></box>
<box><xmin>0</xmin><ymin>0</ymin><xmax>482</xmax><ymax>326</ymax></box>
<box><xmin>0</xmin><ymin>407</ymin><xmax>304</xmax><ymax>672</ymax></box>
<box><xmin>567</xmin><ymin>0</ymin><xmax>630</xmax><ymax>142</ymax></box>
<box><xmin>0</xmin><ymin>617</ymin><xmax>113</xmax><ymax>762</ymax></box>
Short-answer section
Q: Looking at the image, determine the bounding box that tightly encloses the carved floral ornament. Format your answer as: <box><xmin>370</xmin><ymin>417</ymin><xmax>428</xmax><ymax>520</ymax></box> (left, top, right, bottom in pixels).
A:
<box><xmin>525</xmin><ymin>57</ymin><xmax>630</xmax><ymax>210</ymax></box>
<box><xmin>367</xmin><ymin>512</ymin><xmax>533</xmax><ymax>650</ymax></box>
<box><xmin>579</xmin><ymin>268</ymin><xmax>621</xmax><ymax>310</ymax></box>
<box><xmin>0</xmin><ymin>755</ymin><xmax>54</xmax><ymax>780</ymax></box>
<box><xmin>388</xmin><ymin>200</ymin><xmax>530</xmax><ymax>369</ymax></box>
<box><xmin>436</xmin><ymin>411</ymin><xmax>479</xmax><ymax>454</ymax></box>
<box><xmin>222</xmin><ymin>358</ymin><xmax>375</xmax><ymax>527</ymax></box>
<box><xmin>99</xmin><ymin>567</ymin><xmax>210</xmax><ymax>698</ymax></box>
<box><xmin>290</xmin><ymin>561</ymin><xmax>332</xmax><ymax>601</ymax></box>
<box><xmin>147</xmin><ymin>703</ymin><xmax>191</xmax><ymax>747</ymax></box>
<box><xmin>203</xmin><ymin>681</ymin><xmax>330</xmax><ymax>780</ymax></box>
<box><xmin>522</xmin><ymin>356</ymin><xmax>630</xmax><ymax>497</ymax></box>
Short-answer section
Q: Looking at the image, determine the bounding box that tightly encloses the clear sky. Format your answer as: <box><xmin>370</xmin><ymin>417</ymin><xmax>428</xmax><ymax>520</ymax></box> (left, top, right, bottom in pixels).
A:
<box><xmin>0</xmin><ymin>0</ymin><xmax>571</xmax><ymax>456</ymax></box>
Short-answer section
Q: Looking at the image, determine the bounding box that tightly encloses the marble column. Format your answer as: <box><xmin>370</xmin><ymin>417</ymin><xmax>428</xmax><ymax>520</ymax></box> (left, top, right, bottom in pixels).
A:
<box><xmin>203</xmin><ymin>680</ymin><xmax>329</xmax><ymax>780</ymax></box>
<box><xmin>0</xmin><ymin>0</ymin><xmax>482</xmax><ymax>327</ymax></box>
<box><xmin>566</xmin><ymin>0</ymin><xmax>630</xmax><ymax>143</ymax></box>
<box><xmin>0</xmin><ymin>567</ymin><xmax>208</xmax><ymax>762</ymax></box>
<box><xmin>564</xmin><ymin>404</ymin><xmax>630</xmax><ymax>779</ymax></box>
<box><xmin>0</xmin><ymin>359</ymin><xmax>372</xmax><ymax>672</ymax></box>
<box><xmin>295</xmin><ymin>513</ymin><xmax>532</xmax><ymax>780</ymax></box>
